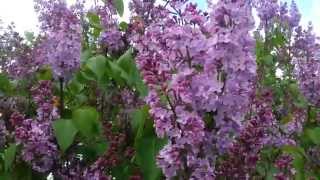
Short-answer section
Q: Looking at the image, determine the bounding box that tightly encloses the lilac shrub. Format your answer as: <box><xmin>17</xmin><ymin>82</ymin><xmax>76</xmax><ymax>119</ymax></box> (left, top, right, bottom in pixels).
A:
<box><xmin>1</xmin><ymin>0</ymin><xmax>320</xmax><ymax>179</ymax></box>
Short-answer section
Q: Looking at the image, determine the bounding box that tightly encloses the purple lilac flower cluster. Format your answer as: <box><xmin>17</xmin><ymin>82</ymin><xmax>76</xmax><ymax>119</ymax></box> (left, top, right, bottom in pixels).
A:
<box><xmin>31</xmin><ymin>80</ymin><xmax>59</xmax><ymax>121</ymax></box>
<box><xmin>132</xmin><ymin>0</ymin><xmax>256</xmax><ymax>178</ymax></box>
<box><xmin>34</xmin><ymin>0</ymin><xmax>82</xmax><ymax>78</ymax></box>
<box><xmin>0</xmin><ymin>24</ymin><xmax>38</xmax><ymax>78</ymax></box>
<box><xmin>294</xmin><ymin>25</ymin><xmax>320</xmax><ymax>107</ymax></box>
<box><xmin>56</xmin><ymin>158</ymin><xmax>112</xmax><ymax>180</ymax></box>
<box><xmin>217</xmin><ymin>90</ymin><xmax>295</xmax><ymax>178</ymax></box>
<box><xmin>92</xmin><ymin>2</ymin><xmax>126</xmax><ymax>55</ymax></box>
<box><xmin>273</xmin><ymin>154</ymin><xmax>295</xmax><ymax>180</ymax></box>
<box><xmin>11</xmin><ymin>81</ymin><xmax>59</xmax><ymax>173</ymax></box>
<box><xmin>254</xmin><ymin>0</ymin><xmax>301</xmax><ymax>31</ymax></box>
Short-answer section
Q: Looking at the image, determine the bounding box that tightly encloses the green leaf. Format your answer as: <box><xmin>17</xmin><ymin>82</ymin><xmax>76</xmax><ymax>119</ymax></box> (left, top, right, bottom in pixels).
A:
<box><xmin>111</xmin><ymin>162</ymin><xmax>132</xmax><ymax>180</ymax></box>
<box><xmin>76</xmin><ymin>139</ymin><xmax>108</xmax><ymax>162</ymax></box>
<box><xmin>4</xmin><ymin>143</ymin><xmax>17</xmax><ymax>171</ymax></box>
<box><xmin>306</xmin><ymin>127</ymin><xmax>320</xmax><ymax>145</ymax></box>
<box><xmin>24</xmin><ymin>31</ymin><xmax>35</xmax><ymax>43</ymax></box>
<box><xmin>133</xmin><ymin>105</ymin><xmax>165</xmax><ymax>179</ymax></box>
<box><xmin>86</xmin><ymin>55</ymin><xmax>108</xmax><ymax>81</ymax></box>
<box><xmin>262</xmin><ymin>55</ymin><xmax>274</xmax><ymax>66</ymax></box>
<box><xmin>68</xmin><ymin>78</ymin><xmax>84</xmax><ymax>95</ymax></box>
<box><xmin>87</xmin><ymin>12</ymin><xmax>101</xmax><ymax>27</ymax></box>
<box><xmin>135</xmin><ymin>80</ymin><xmax>148</xmax><ymax>97</ymax></box>
<box><xmin>36</xmin><ymin>67</ymin><xmax>52</xmax><ymax>81</ymax></box>
<box><xmin>293</xmin><ymin>157</ymin><xmax>305</xmax><ymax>180</ymax></box>
<box><xmin>119</xmin><ymin>21</ymin><xmax>128</xmax><ymax>31</ymax></box>
<box><xmin>0</xmin><ymin>73</ymin><xmax>11</xmax><ymax>95</ymax></box>
<box><xmin>11</xmin><ymin>161</ymin><xmax>33</xmax><ymax>180</ymax></box>
<box><xmin>132</xmin><ymin>106</ymin><xmax>149</xmax><ymax>142</ymax></box>
<box><xmin>108</xmin><ymin>60</ymin><xmax>127</xmax><ymax>86</ymax></box>
<box><xmin>72</xmin><ymin>107</ymin><xmax>102</xmax><ymax>138</ymax></box>
<box><xmin>272</xmin><ymin>30</ymin><xmax>287</xmax><ymax>47</ymax></box>
<box><xmin>87</xmin><ymin>12</ymin><xmax>102</xmax><ymax>38</ymax></box>
<box><xmin>80</xmin><ymin>69</ymin><xmax>96</xmax><ymax>82</ymax></box>
<box><xmin>0</xmin><ymin>173</ymin><xmax>11</xmax><ymax>180</ymax></box>
<box><xmin>117</xmin><ymin>49</ymin><xmax>148</xmax><ymax>96</ymax></box>
<box><xmin>117</xmin><ymin>49</ymin><xmax>134</xmax><ymax>75</ymax></box>
<box><xmin>282</xmin><ymin>145</ymin><xmax>306</xmax><ymax>179</ymax></box>
<box><xmin>81</xmin><ymin>49</ymin><xmax>93</xmax><ymax>63</ymax></box>
<box><xmin>112</xmin><ymin>0</ymin><xmax>124</xmax><ymax>16</ymax></box>
<box><xmin>53</xmin><ymin>119</ymin><xmax>78</xmax><ymax>152</ymax></box>
<box><xmin>135</xmin><ymin>136</ymin><xmax>166</xmax><ymax>180</ymax></box>
<box><xmin>282</xmin><ymin>145</ymin><xmax>306</xmax><ymax>157</ymax></box>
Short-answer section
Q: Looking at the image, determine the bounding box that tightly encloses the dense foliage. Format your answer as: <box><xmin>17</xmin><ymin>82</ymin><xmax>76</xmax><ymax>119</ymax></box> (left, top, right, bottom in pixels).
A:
<box><xmin>0</xmin><ymin>0</ymin><xmax>320</xmax><ymax>179</ymax></box>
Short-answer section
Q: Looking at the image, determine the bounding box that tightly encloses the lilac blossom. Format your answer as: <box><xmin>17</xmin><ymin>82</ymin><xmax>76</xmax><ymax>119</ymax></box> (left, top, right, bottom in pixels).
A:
<box><xmin>217</xmin><ymin>90</ymin><xmax>295</xmax><ymax>178</ymax></box>
<box><xmin>11</xmin><ymin>81</ymin><xmax>59</xmax><ymax>173</ymax></box>
<box><xmin>99</xmin><ymin>30</ymin><xmax>125</xmax><ymax>54</ymax></box>
<box><xmin>34</xmin><ymin>0</ymin><xmax>82</xmax><ymax>78</ymax></box>
<box><xmin>273</xmin><ymin>154</ymin><xmax>295</xmax><ymax>180</ymax></box>
<box><xmin>294</xmin><ymin>24</ymin><xmax>320</xmax><ymax>107</ymax></box>
<box><xmin>132</xmin><ymin>0</ymin><xmax>257</xmax><ymax>178</ymax></box>
<box><xmin>254</xmin><ymin>0</ymin><xmax>301</xmax><ymax>31</ymax></box>
<box><xmin>0</xmin><ymin>24</ymin><xmax>38</xmax><ymax>77</ymax></box>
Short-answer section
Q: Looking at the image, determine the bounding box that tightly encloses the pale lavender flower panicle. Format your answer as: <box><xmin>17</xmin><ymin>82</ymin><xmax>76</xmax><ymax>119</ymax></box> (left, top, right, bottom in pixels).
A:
<box><xmin>294</xmin><ymin>24</ymin><xmax>320</xmax><ymax>107</ymax></box>
<box><xmin>289</xmin><ymin>0</ymin><xmax>301</xmax><ymax>28</ymax></box>
<box><xmin>254</xmin><ymin>0</ymin><xmax>301</xmax><ymax>31</ymax></box>
<box><xmin>34</xmin><ymin>0</ymin><xmax>82</xmax><ymax>78</ymax></box>
<box><xmin>254</xmin><ymin>0</ymin><xmax>279</xmax><ymax>30</ymax></box>
<box><xmin>157</xmin><ymin>144</ymin><xmax>183</xmax><ymax>178</ymax></box>
<box><xmin>133</xmin><ymin>0</ymin><xmax>257</xmax><ymax>178</ymax></box>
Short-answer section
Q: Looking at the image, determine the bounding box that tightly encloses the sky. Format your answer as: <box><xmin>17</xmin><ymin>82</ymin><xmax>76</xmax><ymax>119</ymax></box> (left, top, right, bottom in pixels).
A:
<box><xmin>0</xmin><ymin>0</ymin><xmax>319</xmax><ymax>34</ymax></box>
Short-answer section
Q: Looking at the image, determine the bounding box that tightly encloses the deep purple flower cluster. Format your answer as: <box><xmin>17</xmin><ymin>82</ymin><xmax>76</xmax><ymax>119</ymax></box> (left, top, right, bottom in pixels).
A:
<box><xmin>82</xmin><ymin>164</ymin><xmax>112</xmax><ymax>180</ymax></box>
<box><xmin>11</xmin><ymin>81</ymin><xmax>59</xmax><ymax>173</ymax></box>
<box><xmin>31</xmin><ymin>80</ymin><xmax>59</xmax><ymax>121</ymax></box>
<box><xmin>273</xmin><ymin>154</ymin><xmax>294</xmax><ymax>180</ymax></box>
<box><xmin>217</xmin><ymin>90</ymin><xmax>295</xmax><ymax>178</ymax></box>
<box><xmin>34</xmin><ymin>0</ymin><xmax>82</xmax><ymax>78</ymax></box>
<box><xmin>133</xmin><ymin>0</ymin><xmax>257</xmax><ymax>178</ymax></box>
